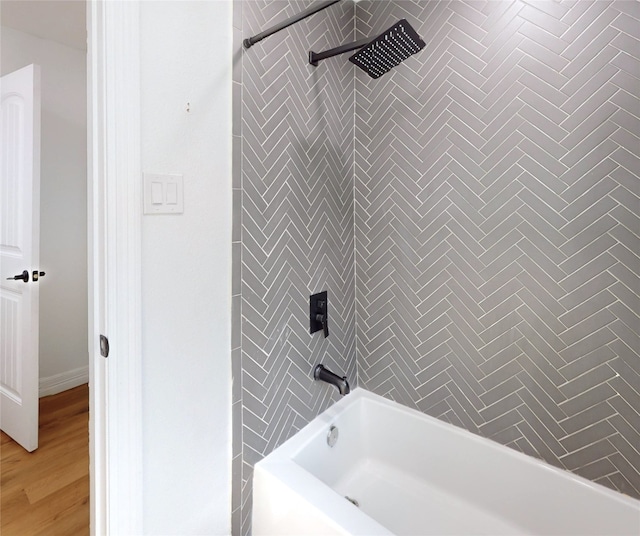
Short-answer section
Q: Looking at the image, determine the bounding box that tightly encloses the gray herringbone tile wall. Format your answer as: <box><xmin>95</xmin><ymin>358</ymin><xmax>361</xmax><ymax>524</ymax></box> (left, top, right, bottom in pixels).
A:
<box><xmin>233</xmin><ymin>1</ymin><xmax>357</xmax><ymax>534</ymax></box>
<box><xmin>234</xmin><ymin>0</ymin><xmax>640</xmax><ymax>533</ymax></box>
<box><xmin>355</xmin><ymin>0</ymin><xmax>640</xmax><ymax>501</ymax></box>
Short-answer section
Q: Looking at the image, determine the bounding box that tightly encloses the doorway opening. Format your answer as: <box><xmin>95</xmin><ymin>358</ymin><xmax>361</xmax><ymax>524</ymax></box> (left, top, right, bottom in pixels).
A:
<box><xmin>1</xmin><ymin>1</ymin><xmax>90</xmax><ymax>533</ymax></box>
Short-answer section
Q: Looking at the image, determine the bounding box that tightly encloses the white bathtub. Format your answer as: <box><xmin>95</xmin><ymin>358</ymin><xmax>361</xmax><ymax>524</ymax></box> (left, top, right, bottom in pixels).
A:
<box><xmin>253</xmin><ymin>388</ymin><xmax>640</xmax><ymax>535</ymax></box>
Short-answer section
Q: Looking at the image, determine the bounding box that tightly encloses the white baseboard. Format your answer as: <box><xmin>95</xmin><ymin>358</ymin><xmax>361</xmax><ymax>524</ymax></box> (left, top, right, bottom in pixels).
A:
<box><xmin>39</xmin><ymin>365</ymin><xmax>89</xmax><ymax>397</ymax></box>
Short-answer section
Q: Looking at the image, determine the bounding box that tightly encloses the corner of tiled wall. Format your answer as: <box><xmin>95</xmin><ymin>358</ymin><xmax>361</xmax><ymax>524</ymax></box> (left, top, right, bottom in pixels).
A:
<box><xmin>232</xmin><ymin>1</ymin><xmax>357</xmax><ymax>534</ymax></box>
<box><xmin>231</xmin><ymin>1</ymin><xmax>243</xmax><ymax>535</ymax></box>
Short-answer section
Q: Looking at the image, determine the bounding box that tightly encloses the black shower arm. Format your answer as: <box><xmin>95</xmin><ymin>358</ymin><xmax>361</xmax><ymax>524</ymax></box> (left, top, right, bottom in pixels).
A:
<box><xmin>243</xmin><ymin>0</ymin><xmax>342</xmax><ymax>49</ymax></box>
<box><xmin>309</xmin><ymin>37</ymin><xmax>371</xmax><ymax>66</ymax></box>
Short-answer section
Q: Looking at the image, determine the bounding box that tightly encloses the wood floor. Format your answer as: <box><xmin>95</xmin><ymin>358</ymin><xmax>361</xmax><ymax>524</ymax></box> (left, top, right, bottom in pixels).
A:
<box><xmin>1</xmin><ymin>384</ymin><xmax>89</xmax><ymax>535</ymax></box>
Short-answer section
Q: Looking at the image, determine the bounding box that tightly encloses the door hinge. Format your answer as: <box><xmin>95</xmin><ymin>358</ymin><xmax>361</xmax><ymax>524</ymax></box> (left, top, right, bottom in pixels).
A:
<box><xmin>100</xmin><ymin>335</ymin><xmax>110</xmax><ymax>358</ymax></box>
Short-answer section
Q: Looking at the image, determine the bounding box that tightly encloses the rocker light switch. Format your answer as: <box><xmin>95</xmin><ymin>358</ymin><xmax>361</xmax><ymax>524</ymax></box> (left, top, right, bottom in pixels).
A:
<box><xmin>144</xmin><ymin>173</ymin><xmax>184</xmax><ymax>214</ymax></box>
<box><xmin>166</xmin><ymin>182</ymin><xmax>178</xmax><ymax>205</ymax></box>
<box><xmin>151</xmin><ymin>182</ymin><xmax>164</xmax><ymax>204</ymax></box>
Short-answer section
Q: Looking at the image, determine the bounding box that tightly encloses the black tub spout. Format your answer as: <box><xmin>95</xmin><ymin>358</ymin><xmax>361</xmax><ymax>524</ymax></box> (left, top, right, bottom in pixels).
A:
<box><xmin>314</xmin><ymin>364</ymin><xmax>350</xmax><ymax>396</ymax></box>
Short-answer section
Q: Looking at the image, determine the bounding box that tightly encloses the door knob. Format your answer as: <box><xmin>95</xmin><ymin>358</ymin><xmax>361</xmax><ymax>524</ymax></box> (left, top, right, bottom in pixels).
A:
<box><xmin>7</xmin><ymin>270</ymin><xmax>29</xmax><ymax>283</ymax></box>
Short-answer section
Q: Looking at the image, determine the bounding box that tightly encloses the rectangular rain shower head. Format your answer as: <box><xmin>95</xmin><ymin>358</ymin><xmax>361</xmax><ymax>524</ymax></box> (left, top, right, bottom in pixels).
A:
<box><xmin>349</xmin><ymin>19</ymin><xmax>426</xmax><ymax>79</ymax></box>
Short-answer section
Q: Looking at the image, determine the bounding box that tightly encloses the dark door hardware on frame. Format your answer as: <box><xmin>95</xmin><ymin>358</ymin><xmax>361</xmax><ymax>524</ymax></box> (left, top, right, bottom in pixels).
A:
<box><xmin>310</xmin><ymin>291</ymin><xmax>329</xmax><ymax>338</ymax></box>
<box><xmin>100</xmin><ymin>335</ymin><xmax>110</xmax><ymax>358</ymax></box>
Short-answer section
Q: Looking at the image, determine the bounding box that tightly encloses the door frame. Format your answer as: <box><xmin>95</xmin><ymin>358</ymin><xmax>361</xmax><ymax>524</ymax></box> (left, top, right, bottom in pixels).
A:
<box><xmin>87</xmin><ymin>2</ymin><xmax>143</xmax><ymax>534</ymax></box>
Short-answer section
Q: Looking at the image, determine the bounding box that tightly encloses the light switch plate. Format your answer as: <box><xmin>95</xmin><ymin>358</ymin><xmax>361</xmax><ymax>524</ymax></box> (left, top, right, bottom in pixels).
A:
<box><xmin>143</xmin><ymin>173</ymin><xmax>184</xmax><ymax>214</ymax></box>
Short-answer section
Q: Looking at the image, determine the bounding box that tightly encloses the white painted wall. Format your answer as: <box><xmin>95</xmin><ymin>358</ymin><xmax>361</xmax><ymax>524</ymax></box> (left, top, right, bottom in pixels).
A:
<box><xmin>140</xmin><ymin>1</ymin><xmax>232</xmax><ymax>534</ymax></box>
<box><xmin>1</xmin><ymin>26</ymin><xmax>89</xmax><ymax>393</ymax></box>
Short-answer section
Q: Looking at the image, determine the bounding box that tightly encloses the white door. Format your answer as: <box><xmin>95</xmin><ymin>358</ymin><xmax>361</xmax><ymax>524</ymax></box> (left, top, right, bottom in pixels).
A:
<box><xmin>0</xmin><ymin>64</ymin><xmax>41</xmax><ymax>452</ymax></box>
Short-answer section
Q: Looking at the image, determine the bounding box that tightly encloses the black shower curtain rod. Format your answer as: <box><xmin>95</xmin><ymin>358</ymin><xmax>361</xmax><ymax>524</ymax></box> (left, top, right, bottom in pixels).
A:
<box><xmin>243</xmin><ymin>0</ymin><xmax>343</xmax><ymax>49</ymax></box>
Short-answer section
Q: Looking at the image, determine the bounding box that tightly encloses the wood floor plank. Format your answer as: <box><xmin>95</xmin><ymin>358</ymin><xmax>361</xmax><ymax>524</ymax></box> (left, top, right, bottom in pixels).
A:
<box><xmin>1</xmin><ymin>384</ymin><xmax>89</xmax><ymax>535</ymax></box>
<box><xmin>25</xmin><ymin>457</ymin><xmax>88</xmax><ymax>504</ymax></box>
<box><xmin>3</xmin><ymin>476</ymin><xmax>89</xmax><ymax>536</ymax></box>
